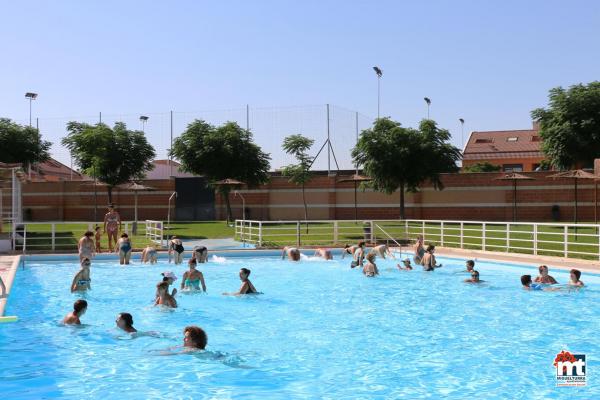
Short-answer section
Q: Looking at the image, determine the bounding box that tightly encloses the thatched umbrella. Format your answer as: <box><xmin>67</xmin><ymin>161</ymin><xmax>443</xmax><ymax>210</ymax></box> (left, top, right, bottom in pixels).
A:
<box><xmin>118</xmin><ymin>182</ymin><xmax>155</xmax><ymax>234</ymax></box>
<box><xmin>337</xmin><ymin>174</ymin><xmax>372</xmax><ymax>221</ymax></box>
<box><xmin>494</xmin><ymin>172</ymin><xmax>535</xmax><ymax>222</ymax></box>
<box><xmin>547</xmin><ymin>170</ymin><xmax>598</xmax><ymax>223</ymax></box>
<box><xmin>214</xmin><ymin>179</ymin><xmax>245</xmax><ymax>223</ymax></box>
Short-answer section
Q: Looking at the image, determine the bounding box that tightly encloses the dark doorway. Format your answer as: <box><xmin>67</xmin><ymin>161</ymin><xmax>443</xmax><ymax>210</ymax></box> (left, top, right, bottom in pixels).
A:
<box><xmin>175</xmin><ymin>177</ymin><xmax>216</xmax><ymax>220</ymax></box>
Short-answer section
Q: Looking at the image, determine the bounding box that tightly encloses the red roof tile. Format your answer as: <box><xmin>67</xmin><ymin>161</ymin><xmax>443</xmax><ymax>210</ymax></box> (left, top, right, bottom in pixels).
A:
<box><xmin>464</xmin><ymin>129</ymin><xmax>541</xmax><ymax>155</ymax></box>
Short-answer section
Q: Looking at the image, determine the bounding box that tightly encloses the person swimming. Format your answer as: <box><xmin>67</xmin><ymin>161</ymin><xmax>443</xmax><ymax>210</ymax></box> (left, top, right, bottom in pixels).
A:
<box><xmin>569</xmin><ymin>269</ymin><xmax>584</xmax><ymax>287</ymax></box>
<box><xmin>421</xmin><ymin>244</ymin><xmax>442</xmax><ymax>271</ymax></box>
<box><xmin>157</xmin><ymin>271</ymin><xmax>178</xmax><ymax>300</ymax></box>
<box><xmin>117</xmin><ymin>233</ymin><xmax>132</xmax><ymax>265</ymax></box>
<box><xmin>397</xmin><ymin>258</ymin><xmax>413</xmax><ymax>270</ymax></box>
<box><xmin>62</xmin><ymin>299</ymin><xmax>87</xmax><ymax>325</ymax></box>
<box><xmin>314</xmin><ymin>248</ymin><xmax>333</xmax><ymax>260</ymax></box>
<box><xmin>534</xmin><ymin>265</ymin><xmax>558</xmax><ymax>284</ymax></box>
<box><xmin>521</xmin><ymin>274</ymin><xmax>544</xmax><ymax>290</ymax></box>
<box><xmin>464</xmin><ymin>270</ymin><xmax>485</xmax><ymax>284</ymax></box>
<box><xmin>169</xmin><ymin>236</ymin><xmax>185</xmax><ymax>264</ymax></box>
<box><xmin>362</xmin><ymin>252</ymin><xmax>379</xmax><ymax>277</ymax></box>
<box><xmin>71</xmin><ymin>258</ymin><xmax>92</xmax><ymax>292</ymax></box>
<box><xmin>223</xmin><ymin>268</ymin><xmax>258</xmax><ymax>295</ymax></box>
<box><xmin>141</xmin><ymin>246</ymin><xmax>158</xmax><ymax>264</ymax></box>
<box><xmin>155</xmin><ymin>282</ymin><xmax>177</xmax><ymax>308</ymax></box>
<box><xmin>183</xmin><ymin>325</ymin><xmax>207</xmax><ymax>350</ymax></box>
<box><xmin>282</xmin><ymin>246</ymin><xmax>301</xmax><ymax>261</ymax></box>
<box><xmin>193</xmin><ymin>246</ymin><xmax>208</xmax><ymax>263</ymax></box>
<box><xmin>464</xmin><ymin>260</ymin><xmax>475</xmax><ymax>273</ymax></box>
<box><xmin>181</xmin><ymin>258</ymin><xmax>207</xmax><ymax>292</ymax></box>
<box><xmin>116</xmin><ymin>312</ymin><xmax>137</xmax><ymax>333</ymax></box>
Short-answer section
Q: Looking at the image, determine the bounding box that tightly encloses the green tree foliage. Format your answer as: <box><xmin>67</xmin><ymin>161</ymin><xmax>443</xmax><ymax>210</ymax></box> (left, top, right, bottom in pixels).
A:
<box><xmin>170</xmin><ymin>120</ymin><xmax>271</xmax><ymax>222</ymax></box>
<box><xmin>462</xmin><ymin>162</ymin><xmax>502</xmax><ymax>173</ymax></box>
<box><xmin>531</xmin><ymin>81</ymin><xmax>600</xmax><ymax>169</ymax></box>
<box><xmin>352</xmin><ymin>118</ymin><xmax>461</xmax><ymax>219</ymax></box>
<box><xmin>281</xmin><ymin>134</ymin><xmax>314</xmax><ymax>225</ymax></box>
<box><xmin>62</xmin><ymin>122</ymin><xmax>156</xmax><ymax>203</ymax></box>
<box><xmin>0</xmin><ymin>118</ymin><xmax>51</xmax><ymax>168</ymax></box>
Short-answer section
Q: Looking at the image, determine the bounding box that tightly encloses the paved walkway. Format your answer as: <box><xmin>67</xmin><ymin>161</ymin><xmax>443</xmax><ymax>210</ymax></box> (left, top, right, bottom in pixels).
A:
<box><xmin>0</xmin><ymin>255</ymin><xmax>20</xmax><ymax>316</ymax></box>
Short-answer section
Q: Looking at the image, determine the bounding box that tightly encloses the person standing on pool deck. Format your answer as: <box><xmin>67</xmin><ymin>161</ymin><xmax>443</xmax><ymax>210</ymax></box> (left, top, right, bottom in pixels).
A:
<box><xmin>71</xmin><ymin>258</ymin><xmax>92</xmax><ymax>292</ymax></box>
<box><xmin>369</xmin><ymin>244</ymin><xmax>395</xmax><ymax>260</ymax></box>
<box><xmin>282</xmin><ymin>246</ymin><xmax>301</xmax><ymax>261</ymax></box>
<box><xmin>362</xmin><ymin>253</ymin><xmax>379</xmax><ymax>277</ymax></box>
<box><xmin>169</xmin><ymin>236</ymin><xmax>185</xmax><ymax>264</ymax></box>
<box><xmin>414</xmin><ymin>235</ymin><xmax>425</xmax><ymax>264</ymax></box>
<box><xmin>193</xmin><ymin>245</ymin><xmax>208</xmax><ymax>263</ymax></box>
<box><xmin>223</xmin><ymin>268</ymin><xmax>258</xmax><ymax>295</ymax></box>
<box><xmin>78</xmin><ymin>231</ymin><xmax>95</xmax><ymax>262</ymax></box>
<box><xmin>181</xmin><ymin>258</ymin><xmax>207</xmax><ymax>292</ymax></box>
<box><xmin>314</xmin><ymin>248</ymin><xmax>333</xmax><ymax>260</ymax></box>
<box><xmin>141</xmin><ymin>246</ymin><xmax>158</xmax><ymax>264</ymax></box>
<box><xmin>116</xmin><ymin>313</ymin><xmax>137</xmax><ymax>333</ymax></box>
<box><xmin>94</xmin><ymin>226</ymin><xmax>102</xmax><ymax>253</ymax></box>
<box><xmin>116</xmin><ymin>233</ymin><xmax>132</xmax><ymax>265</ymax></box>
<box><xmin>155</xmin><ymin>282</ymin><xmax>177</xmax><ymax>307</ymax></box>
<box><xmin>62</xmin><ymin>299</ymin><xmax>87</xmax><ymax>325</ymax></box>
<box><xmin>183</xmin><ymin>325</ymin><xmax>207</xmax><ymax>350</ymax></box>
<box><xmin>569</xmin><ymin>269</ymin><xmax>584</xmax><ymax>287</ymax></box>
<box><xmin>421</xmin><ymin>244</ymin><xmax>442</xmax><ymax>271</ymax></box>
<box><xmin>103</xmin><ymin>204</ymin><xmax>121</xmax><ymax>252</ymax></box>
<box><xmin>534</xmin><ymin>265</ymin><xmax>558</xmax><ymax>284</ymax></box>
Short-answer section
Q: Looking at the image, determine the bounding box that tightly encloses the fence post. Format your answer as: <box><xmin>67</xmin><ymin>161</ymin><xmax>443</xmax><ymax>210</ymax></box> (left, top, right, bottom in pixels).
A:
<box><xmin>564</xmin><ymin>225</ymin><xmax>568</xmax><ymax>258</ymax></box>
<box><xmin>482</xmin><ymin>222</ymin><xmax>486</xmax><ymax>251</ymax></box>
<box><xmin>22</xmin><ymin>224</ymin><xmax>27</xmax><ymax>254</ymax></box>
<box><xmin>160</xmin><ymin>222</ymin><xmax>164</xmax><ymax>248</ymax></box>
<box><xmin>369</xmin><ymin>220</ymin><xmax>374</xmax><ymax>243</ymax></box>
<box><xmin>258</xmin><ymin>221</ymin><xmax>263</xmax><ymax>247</ymax></box>
<box><xmin>296</xmin><ymin>221</ymin><xmax>301</xmax><ymax>247</ymax></box>
<box><xmin>460</xmin><ymin>222</ymin><xmax>464</xmax><ymax>249</ymax></box>
<box><xmin>124</xmin><ymin>222</ymin><xmax>129</xmax><ymax>234</ymax></box>
<box><xmin>422</xmin><ymin>221</ymin><xmax>425</xmax><ymax>242</ymax></box>
<box><xmin>533</xmin><ymin>224</ymin><xmax>538</xmax><ymax>256</ymax></box>
<box><xmin>506</xmin><ymin>223</ymin><xmax>510</xmax><ymax>252</ymax></box>
<box><xmin>440</xmin><ymin>221</ymin><xmax>444</xmax><ymax>247</ymax></box>
<box><xmin>404</xmin><ymin>220</ymin><xmax>408</xmax><ymax>240</ymax></box>
<box><xmin>333</xmin><ymin>221</ymin><xmax>338</xmax><ymax>244</ymax></box>
<box><xmin>51</xmin><ymin>223</ymin><xmax>56</xmax><ymax>251</ymax></box>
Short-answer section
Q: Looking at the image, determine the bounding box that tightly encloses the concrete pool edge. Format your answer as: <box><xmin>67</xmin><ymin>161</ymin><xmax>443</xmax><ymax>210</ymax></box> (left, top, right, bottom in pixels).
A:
<box><xmin>0</xmin><ymin>255</ymin><xmax>21</xmax><ymax>318</ymax></box>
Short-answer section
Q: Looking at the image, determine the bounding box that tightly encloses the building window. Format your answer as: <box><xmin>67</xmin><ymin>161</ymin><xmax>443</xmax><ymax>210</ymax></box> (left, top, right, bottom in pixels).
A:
<box><xmin>503</xmin><ymin>164</ymin><xmax>523</xmax><ymax>172</ymax></box>
<box><xmin>506</xmin><ymin>137</ymin><xmax>518</xmax><ymax>142</ymax></box>
<box><xmin>475</xmin><ymin>138</ymin><xmax>493</xmax><ymax>144</ymax></box>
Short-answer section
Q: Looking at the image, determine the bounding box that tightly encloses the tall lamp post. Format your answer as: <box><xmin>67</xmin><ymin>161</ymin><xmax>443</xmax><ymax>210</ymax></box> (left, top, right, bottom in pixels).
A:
<box><xmin>25</xmin><ymin>92</ymin><xmax>38</xmax><ymax>127</ymax></box>
<box><xmin>424</xmin><ymin>97</ymin><xmax>431</xmax><ymax>119</ymax></box>
<box><xmin>139</xmin><ymin>115</ymin><xmax>149</xmax><ymax>132</ymax></box>
<box><xmin>373</xmin><ymin>66</ymin><xmax>382</xmax><ymax>119</ymax></box>
<box><xmin>459</xmin><ymin>118</ymin><xmax>465</xmax><ymax>148</ymax></box>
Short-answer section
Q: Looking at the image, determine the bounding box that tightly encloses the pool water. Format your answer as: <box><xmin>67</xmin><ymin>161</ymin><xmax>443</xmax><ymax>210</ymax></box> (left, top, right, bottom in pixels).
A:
<box><xmin>1</xmin><ymin>253</ymin><xmax>599</xmax><ymax>399</ymax></box>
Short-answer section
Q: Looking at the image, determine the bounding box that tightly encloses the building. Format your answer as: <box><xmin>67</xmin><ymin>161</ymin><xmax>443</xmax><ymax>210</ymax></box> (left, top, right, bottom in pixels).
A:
<box><xmin>462</xmin><ymin>123</ymin><xmax>544</xmax><ymax>172</ymax></box>
<box><xmin>30</xmin><ymin>158</ymin><xmax>85</xmax><ymax>181</ymax></box>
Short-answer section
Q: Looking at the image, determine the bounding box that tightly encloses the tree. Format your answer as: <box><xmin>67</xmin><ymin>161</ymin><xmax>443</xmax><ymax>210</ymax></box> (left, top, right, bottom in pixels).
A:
<box><xmin>281</xmin><ymin>135</ymin><xmax>314</xmax><ymax>226</ymax></box>
<box><xmin>0</xmin><ymin>118</ymin><xmax>51</xmax><ymax>168</ymax></box>
<box><xmin>62</xmin><ymin>122</ymin><xmax>156</xmax><ymax>203</ymax></box>
<box><xmin>352</xmin><ymin>118</ymin><xmax>461</xmax><ymax>219</ymax></box>
<box><xmin>531</xmin><ymin>81</ymin><xmax>600</xmax><ymax>169</ymax></box>
<box><xmin>462</xmin><ymin>162</ymin><xmax>501</xmax><ymax>173</ymax></box>
<box><xmin>170</xmin><ymin>120</ymin><xmax>271</xmax><ymax>223</ymax></box>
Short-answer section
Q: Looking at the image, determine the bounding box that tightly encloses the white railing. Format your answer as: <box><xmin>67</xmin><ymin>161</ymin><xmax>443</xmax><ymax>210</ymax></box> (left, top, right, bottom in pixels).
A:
<box><xmin>145</xmin><ymin>220</ymin><xmax>164</xmax><ymax>247</ymax></box>
<box><xmin>234</xmin><ymin>219</ymin><xmax>600</xmax><ymax>261</ymax></box>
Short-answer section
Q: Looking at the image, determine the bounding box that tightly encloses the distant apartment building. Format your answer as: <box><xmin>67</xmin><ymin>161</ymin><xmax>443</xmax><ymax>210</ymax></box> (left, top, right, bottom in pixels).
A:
<box><xmin>462</xmin><ymin>123</ymin><xmax>544</xmax><ymax>172</ymax></box>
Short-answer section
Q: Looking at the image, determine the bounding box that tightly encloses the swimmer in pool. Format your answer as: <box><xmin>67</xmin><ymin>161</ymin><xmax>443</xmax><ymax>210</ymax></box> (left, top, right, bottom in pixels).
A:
<box><xmin>141</xmin><ymin>246</ymin><xmax>158</xmax><ymax>264</ymax></box>
<box><xmin>282</xmin><ymin>246</ymin><xmax>301</xmax><ymax>261</ymax></box>
<box><xmin>71</xmin><ymin>258</ymin><xmax>92</xmax><ymax>292</ymax></box>
<box><xmin>464</xmin><ymin>260</ymin><xmax>475</xmax><ymax>273</ymax></box>
<box><xmin>464</xmin><ymin>270</ymin><xmax>485</xmax><ymax>284</ymax></box>
<box><xmin>369</xmin><ymin>244</ymin><xmax>395</xmax><ymax>260</ymax></box>
<box><xmin>62</xmin><ymin>299</ymin><xmax>87</xmax><ymax>325</ymax></box>
<box><xmin>362</xmin><ymin>252</ymin><xmax>379</xmax><ymax>277</ymax></box>
<box><xmin>193</xmin><ymin>246</ymin><xmax>208</xmax><ymax>263</ymax></box>
<box><xmin>348</xmin><ymin>242</ymin><xmax>366</xmax><ymax>268</ymax></box>
<box><xmin>183</xmin><ymin>325</ymin><xmax>207</xmax><ymax>350</ymax></box>
<box><xmin>155</xmin><ymin>282</ymin><xmax>177</xmax><ymax>308</ymax></box>
<box><xmin>314</xmin><ymin>248</ymin><xmax>333</xmax><ymax>260</ymax></box>
<box><xmin>414</xmin><ymin>235</ymin><xmax>425</xmax><ymax>264</ymax></box>
<box><xmin>222</xmin><ymin>268</ymin><xmax>258</xmax><ymax>295</ymax></box>
<box><xmin>421</xmin><ymin>244</ymin><xmax>442</xmax><ymax>271</ymax></box>
<box><xmin>521</xmin><ymin>274</ymin><xmax>547</xmax><ymax>290</ymax></box>
<box><xmin>157</xmin><ymin>271</ymin><xmax>178</xmax><ymax>300</ymax></box>
<box><xmin>569</xmin><ymin>269</ymin><xmax>584</xmax><ymax>287</ymax></box>
<box><xmin>169</xmin><ymin>236</ymin><xmax>185</xmax><ymax>264</ymax></box>
<box><xmin>116</xmin><ymin>312</ymin><xmax>137</xmax><ymax>333</ymax></box>
<box><xmin>116</xmin><ymin>233</ymin><xmax>132</xmax><ymax>265</ymax></box>
<box><xmin>397</xmin><ymin>258</ymin><xmax>413</xmax><ymax>270</ymax></box>
<box><xmin>78</xmin><ymin>231</ymin><xmax>95</xmax><ymax>262</ymax></box>
<box><xmin>534</xmin><ymin>265</ymin><xmax>558</xmax><ymax>284</ymax></box>
<box><xmin>181</xmin><ymin>258</ymin><xmax>207</xmax><ymax>292</ymax></box>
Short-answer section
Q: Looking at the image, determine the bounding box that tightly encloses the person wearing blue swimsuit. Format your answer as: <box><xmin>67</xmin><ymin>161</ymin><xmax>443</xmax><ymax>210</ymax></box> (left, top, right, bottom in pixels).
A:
<box><xmin>117</xmin><ymin>233</ymin><xmax>132</xmax><ymax>265</ymax></box>
<box><xmin>71</xmin><ymin>258</ymin><xmax>91</xmax><ymax>292</ymax></box>
<box><xmin>521</xmin><ymin>274</ymin><xmax>544</xmax><ymax>290</ymax></box>
<box><xmin>181</xmin><ymin>258</ymin><xmax>206</xmax><ymax>292</ymax></box>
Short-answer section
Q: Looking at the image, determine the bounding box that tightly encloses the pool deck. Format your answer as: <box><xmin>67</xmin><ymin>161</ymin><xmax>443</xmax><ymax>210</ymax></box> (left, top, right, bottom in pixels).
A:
<box><xmin>0</xmin><ymin>255</ymin><xmax>20</xmax><ymax>317</ymax></box>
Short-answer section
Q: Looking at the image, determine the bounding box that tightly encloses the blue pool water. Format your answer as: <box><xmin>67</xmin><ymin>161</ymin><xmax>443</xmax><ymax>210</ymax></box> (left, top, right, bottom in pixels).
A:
<box><xmin>1</xmin><ymin>252</ymin><xmax>599</xmax><ymax>399</ymax></box>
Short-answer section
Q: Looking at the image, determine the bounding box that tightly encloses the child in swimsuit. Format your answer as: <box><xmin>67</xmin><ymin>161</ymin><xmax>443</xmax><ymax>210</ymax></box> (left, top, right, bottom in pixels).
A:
<box><xmin>169</xmin><ymin>236</ymin><xmax>185</xmax><ymax>264</ymax></box>
<box><xmin>117</xmin><ymin>233</ymin><xmax>132</xmax><ymax>265</ymax></box>
<box><xmin>94</xmin><ymin>226</ymin><xmax>102</xmax><ymax>253</ymax></box>
<box><xmin>71</xmin><ymin>258</ymin><xmax>92</xmax><ymax>292</ymax></box>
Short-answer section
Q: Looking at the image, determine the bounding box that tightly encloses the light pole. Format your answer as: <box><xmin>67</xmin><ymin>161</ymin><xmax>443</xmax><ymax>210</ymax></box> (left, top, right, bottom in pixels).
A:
<box><xmin>25</xmin><ymin>92</ymin><xmax>38</xmax><ymax>127</ymax></box>
<box><xmin>459</xmin><ymin>118</ymin><xmax>465</xmax><ymax>148</ymax></box>
<box><xmin>424</xmin><ymin>97</ymin><xmax>431</xmax><ymax>119</ymax></box>
<box><xmin>139</xmin><ymin>115</ymin><xmax>149</xmax><ymax>132</ymax></box>
<box><xmin>373</xmin><ymin>66</ymin><xmax>382</xmax><ymax>119</ymax></box>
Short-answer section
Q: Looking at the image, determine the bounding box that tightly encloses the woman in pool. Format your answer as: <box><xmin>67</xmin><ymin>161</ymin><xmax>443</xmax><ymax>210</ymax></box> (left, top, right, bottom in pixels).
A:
<box><xmin>282</xmin><ymin>246</ymin><xmax>301</xmax><ymax>261</ymax></box>
<box><xmin>78</xmin><ymin>231</ymin><xmax>95</xmax><ymax>261</ymax></box>
<box><xmin>70</xmin><ymin>258</ymin><xmax>91</xmax><ymax>292</ymax></box>
<box><xmin>223</xmin><ymin>268</ymin><xmax>258</xmax><ymax>295</ymax></box>
<box><xmin>155</xmin><ymin>282</ymin><xmax>177</xmax><ymax>308</ymax></box>
<box><xmin>569</xmin><ymin>269</ymin><xmax>584</xmax><ymax>287</ymax></box>
<box><xmin>369</xmin><ymin>244</ymin><xmax>395</xmax><ymax>260</ymax></box>
<box><xmin>183</xmin><ymin>325</ymin><xmax>207</xmax><ymax>350</ymax></box>
<box><xmin>534</xmin><ymin>265</ymin><xmax>558</xmax><ymax>284</ymax></box>
<box><xmin>193</xmin><ymin>246</ymin><xmax>208</xmax><ymax>263</ymax></box>
<box><xmin>414</xmin><ymin>235</ymin><xmax>425</xmax><ymax>264</ymax></box>
<box><xmin>314</xmin><ymin>248</ymin><xmax>333</xmax><ymax>260</ymax></box>
<box><xmin>116</xmin><ymin>312</ymin><xmax>137</xmax><ymax>333</ymax></box>
<box><xmin>397</xmin><ymin>258</ymin><xmax>413</xmax><ymax>270</ymax></box>
<box><xmin>421</xmin><ymin>244</ymin><xmax>442</xmax><ymax>271</ymax></box>
<box><xmin>62</xmin><ymin>299</ymin><xmax>87</xmax><ymax>325</ymax></box>
<box><xmin>116</xmin><ymin>233</ymin><xmax>132</xmax><ymax>265</ymax></box>
<box><xmin>362</xmin><ymin>252</ymin><xmax>379</xmax><ymax>277</ymax></box>
<box><xmin>181</xmin><ymin>258</ymin><xmax>207</xmax><ymax>292</ymax></box>
<box><xmin>347</xmin><ymin>242</ymin><xmax>365</xmax><ymax>268</ymax></box>
<box><xmin>94</xmin><ymin>226</ymin><xmax>102</xmax><ymax>253</ymax></box>
<box><xmin>141</xmin><ymin>246</ymin><xmax>158</xmax><ymax>264</ymax></box>
<box><xmin>103</xmin><ymin>204</ymin><xmax>121</xmax><ymax>252</ymax></box>
<box><xmin>464</xmin><ymin>270</ymin><xmax>485</xmax><ymax>284</ymax></box>
<box><xmin>169</xmin><ymin>236</ymin><xmax>185</xmax><ymax>264</ymax></box>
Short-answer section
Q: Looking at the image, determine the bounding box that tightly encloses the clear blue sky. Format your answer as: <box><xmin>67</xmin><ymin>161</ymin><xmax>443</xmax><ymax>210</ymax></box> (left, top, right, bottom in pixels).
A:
<box><xmin>1</xmin><ymin>1</ymin><xmax>599</xmax><ymax>170</ymax></box>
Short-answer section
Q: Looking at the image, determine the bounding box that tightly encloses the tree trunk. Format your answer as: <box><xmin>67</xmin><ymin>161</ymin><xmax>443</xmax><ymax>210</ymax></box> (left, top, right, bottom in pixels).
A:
<box><xmin>399</xmin><ymin>183</ymin><xmax>405</xmax><ymax>220</ymax></box>
<box><xmin>107</xmin><ymin>186</ymin><xmax>113</xmax><ymax>205</ymax></box>
<box><xmin>302</xmin><ymin>182</ymin><xmax>309</xmax><ymax>234</ymax></box>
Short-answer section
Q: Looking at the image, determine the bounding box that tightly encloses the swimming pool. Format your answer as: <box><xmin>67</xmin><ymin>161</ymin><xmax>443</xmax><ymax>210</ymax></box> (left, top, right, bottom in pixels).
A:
<box><xmin>1</xmin><ymin>252</ymin><xmax>598</xmax><ymax>399</ymax></box>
